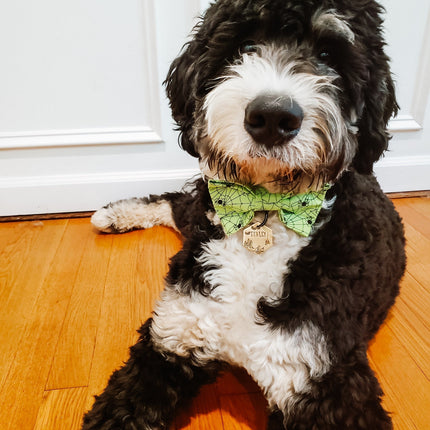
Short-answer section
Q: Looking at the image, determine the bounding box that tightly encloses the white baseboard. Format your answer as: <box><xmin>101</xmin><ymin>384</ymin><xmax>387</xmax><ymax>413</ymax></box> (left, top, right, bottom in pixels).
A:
<box><xmin>374</xmin><ymin>155</ymin><xmax>430</xmax><ymax>193</ymax></box>
<box><xmin>0</xmin><ymin>168</ymin><xmax>200</xmax><ymax>216</ymax></box>
<box><xmin>1</xmin><ymin>156</ymin><xmax>429</xmax><ymax>217</ymax></box>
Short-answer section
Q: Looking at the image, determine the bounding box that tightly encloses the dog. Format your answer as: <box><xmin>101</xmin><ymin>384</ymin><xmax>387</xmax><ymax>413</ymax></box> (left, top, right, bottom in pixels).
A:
<box><xmin>83</xmin><ymin>0</ymin><xmax>406</xmax><ymax>429</ymax></box>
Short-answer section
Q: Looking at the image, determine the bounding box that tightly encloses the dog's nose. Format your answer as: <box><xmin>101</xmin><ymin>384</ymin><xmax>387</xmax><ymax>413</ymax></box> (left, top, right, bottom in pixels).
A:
<box><xmin>244</xmin><ymin>95</ymin><xmax>304</xmax><ymax>146</ymax></box>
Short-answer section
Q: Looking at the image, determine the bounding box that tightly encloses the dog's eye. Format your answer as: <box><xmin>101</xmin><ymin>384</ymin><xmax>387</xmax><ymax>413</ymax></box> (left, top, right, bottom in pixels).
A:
<box><xmin>240</xmin><ymin>41</ymin><xmax>258</xmax><ymax>54</ymax></box>
<box><xmin>317</xmin><ymin>47</ymin><xmax>340</xmax><ymax>68</ymax></box>
<box><xmin>319</xmin><ymin>50</ymin><xmax>331</xmax><ymax>60</ymax></box>
<box><xmin>318</xmin><ymin>47</ymin><xmax>334</xmax><ymax>63</ymax></box>
<box><xmin>317</xmin><ymin>37</ymin><xmax>349</xmax><ymax>68</ymax></box>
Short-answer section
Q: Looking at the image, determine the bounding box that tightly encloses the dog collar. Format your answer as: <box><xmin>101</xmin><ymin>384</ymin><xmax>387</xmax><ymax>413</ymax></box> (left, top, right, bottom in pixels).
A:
<box><xmin>208</xmin><ymin>180</ymin><xmax>330</xmax><ymax>237</ymax></box>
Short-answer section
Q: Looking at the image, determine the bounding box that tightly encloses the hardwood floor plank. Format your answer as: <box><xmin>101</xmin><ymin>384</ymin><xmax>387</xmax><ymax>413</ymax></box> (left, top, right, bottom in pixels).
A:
<box><xmin>388</xmin><ymin>295</ymin><xmax>430</xmax><ymax>378</ymax></box>
<box><xmin>369</xmin><ymin>323</ymin><xmax>430</xmax><ymax>430</ymax></box>
<box><xmin>400</xmin><ymin>216</ymin><xmax>430</xmax><ymax>256</ymax></box>
<box><xmin>0</xmin><ymin>220</ymin><xmax>67</xmax><ymax>388</ymax></box>
<box><xmin>175</xmin><ymin>384</ymin><xmax>224</xmax><ymax>430</ymax></box>
<box><xmin>393</xmin><ymin>199</ymin><xmax>430</xmax><ymax>238</ymax></box>
<box><xmin>33</xmin><ymin>387</ymin><xmax>87</xmax><ymax>430</ymax></box>
<box><xmin>368</xmin><ymin>354</ymin><xmax>418</xmax><ymax>430</ymax></box>
<box><xmin>84</xmin><ymin>230</ymin><xmax>150</xmax><ymax>411</ymax></box>
<box><xmin>219</xmin><ymin>393</ymin><xmax>268</xmax><ymax>430</ymax></box>
<box><xmin>84</xmin><ymin>226</ymin><xmax>181</xmax><ymax>412</ymax></box>
<box><xmin>46</xmin><ymin>230</ymin><xmax>113</xmax><ymax>390</ymax></box>
<box><xmin>399</xmin><ymin>221</ymin><xmax>430</xmax><ymax>289</ymax></box>
<box><xmin>0</xmin><ymin>219</ymin><xmax>91</xmax><ymax>430</ymax></box>
<box><xmin>402</xmin><ymin>198</ymin><xmax>430</xmax><ymax>220</ymax></box>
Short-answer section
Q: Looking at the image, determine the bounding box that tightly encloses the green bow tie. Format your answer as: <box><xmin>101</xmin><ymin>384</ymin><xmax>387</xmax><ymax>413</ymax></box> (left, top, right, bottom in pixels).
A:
<box><xmin>208</xmin><ymin>180</ymin><xmax>330</xmax><ymax>237</ymax></box>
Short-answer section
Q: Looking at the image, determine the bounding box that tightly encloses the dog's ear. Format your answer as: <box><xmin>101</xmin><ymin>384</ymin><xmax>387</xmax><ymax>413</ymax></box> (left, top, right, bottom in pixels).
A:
<box><xmin>353</xmin><ymin>68</ymin><xmax>398</xmax><ymax>174</ymax></box>
<box><xmin>164</xmin><ymin>2</ymin><xmax>239</xmax><ymax>158</ymax></box>
<box><xmin>164</xmin><ymin>39</ymin><xmax>201</xmax><ymax>157</ymax></box>
<box><xmin>352</xmin><ymin>14</ymin><xmax>399</xmax><ymax>174</ymax></box>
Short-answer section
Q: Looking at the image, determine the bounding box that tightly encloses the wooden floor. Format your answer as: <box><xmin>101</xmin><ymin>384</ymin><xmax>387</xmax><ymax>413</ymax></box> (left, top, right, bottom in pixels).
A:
<box><xmin>0</xmin><ymin>197</ymin><xmax>429</xmax><ymax>430</ymax></box>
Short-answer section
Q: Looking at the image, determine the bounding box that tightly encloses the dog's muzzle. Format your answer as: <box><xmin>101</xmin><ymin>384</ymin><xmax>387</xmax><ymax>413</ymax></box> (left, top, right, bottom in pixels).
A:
<box><xmin>244</xmin><ymin>95</ymin><xmax>303</xmax><ymax>147</ymax></box>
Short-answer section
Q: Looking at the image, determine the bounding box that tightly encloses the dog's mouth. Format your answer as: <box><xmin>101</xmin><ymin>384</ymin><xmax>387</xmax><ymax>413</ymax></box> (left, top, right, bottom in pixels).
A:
<box><xmin>199</xmin><ymin>149</ymin><xmax>323</xmax><ymax>193</ymax></box>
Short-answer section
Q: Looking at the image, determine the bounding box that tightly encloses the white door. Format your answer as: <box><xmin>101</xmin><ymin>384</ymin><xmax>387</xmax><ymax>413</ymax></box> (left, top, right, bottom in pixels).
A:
<box><xmin>375</xmin><ymin>0</ymin><xmax>430</xmax><ymax>192</ymax></box>
<box><xmin>0</xmin><ymin>0</ymin><xmax>202</xmax><ymax>216</ymax></box>
<box><xmin>0</xmin><ymin>0</ymin><xmax>429</xmax><ymax>216</ymax></box>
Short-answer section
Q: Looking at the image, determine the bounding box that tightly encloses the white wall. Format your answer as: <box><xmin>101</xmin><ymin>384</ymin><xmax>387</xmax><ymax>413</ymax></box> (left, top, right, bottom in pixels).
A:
<box><xmin>374</xmin><ymin>0</ymin><xmax>430</xmax><ymax>192</ymax></box>
<box><xmin>0</xmin><ymin>0</ymin><xmax>429</xmax><ymax>216</ymax></box>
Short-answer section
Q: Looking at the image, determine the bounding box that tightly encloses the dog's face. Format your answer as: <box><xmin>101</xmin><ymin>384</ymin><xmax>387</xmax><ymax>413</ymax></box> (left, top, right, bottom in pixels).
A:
<box><xmin>165</xmin><ymin>0</ymin><xmax>397</xmax><ymax>192</ymax></box>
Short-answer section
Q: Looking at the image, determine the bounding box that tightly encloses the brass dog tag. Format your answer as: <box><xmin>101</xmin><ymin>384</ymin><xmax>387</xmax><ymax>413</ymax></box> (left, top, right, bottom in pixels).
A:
<box><xmin>242</xmin><ymin>223</ymin><xmax>273</xmax><ymax>254</ymax></box>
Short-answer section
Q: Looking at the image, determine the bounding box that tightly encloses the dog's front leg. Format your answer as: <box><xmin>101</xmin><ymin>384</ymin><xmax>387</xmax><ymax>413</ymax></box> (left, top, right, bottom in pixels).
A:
<box><xmin>90</xmin><ymin>179</ymin><xmax>209</xmax><ymax>238</ymax></box>
<box><xmin>82</xmin><ymin>319</ymin><xmax>220</xmax><ymax>430</ymax></box>
<box><xmin>91</xmin><ymin>194</ymin><xmax>180</xmax><ymax>234</ymax></box>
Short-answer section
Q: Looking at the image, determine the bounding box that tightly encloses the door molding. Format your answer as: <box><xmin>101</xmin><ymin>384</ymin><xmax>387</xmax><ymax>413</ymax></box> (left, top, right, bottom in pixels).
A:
<box><xmin>0</xmin><ymin>0</ymin><xmax>163</xmax><ymax>151</ymax></box>
<box><xmin>0</xmin><ymin>126</ymin><xmax>162</xmax><ymax>150</ymax></box>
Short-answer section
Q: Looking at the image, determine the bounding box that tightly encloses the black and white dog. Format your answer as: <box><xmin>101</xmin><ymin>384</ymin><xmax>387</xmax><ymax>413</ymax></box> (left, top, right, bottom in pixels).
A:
<box><xmin>83</xmin><ymin>1</ymin><xmax>406</xmax><ymax>429</ymax></box>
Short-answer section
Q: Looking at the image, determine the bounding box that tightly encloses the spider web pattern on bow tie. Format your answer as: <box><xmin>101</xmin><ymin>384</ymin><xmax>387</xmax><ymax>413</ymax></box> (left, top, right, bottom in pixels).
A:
<box><xmin>278</xmin><ymin>191</ymin><xmax>327</xmax><ymax>236</ymax></box>
<box><xmin>208</xmin><ymin>183</ymin><xmax>256</xmax><ymax>233</ymax></box>
<box><xmin>208</xmin><ymin>180</ymin><xmax>329</xmax><ymax>236</ymax></box>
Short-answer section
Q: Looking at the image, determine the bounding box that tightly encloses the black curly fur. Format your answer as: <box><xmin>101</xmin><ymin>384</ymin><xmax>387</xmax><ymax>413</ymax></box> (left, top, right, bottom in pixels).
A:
<box><xmin>83</xmin><ymin>0</ymin><xmax>405</xmax><ymax>429</ymax></box>
<box><xmin>82</xmin><ymin>320</ymin><xmax>221</xmax><ymax>429</ymax></box>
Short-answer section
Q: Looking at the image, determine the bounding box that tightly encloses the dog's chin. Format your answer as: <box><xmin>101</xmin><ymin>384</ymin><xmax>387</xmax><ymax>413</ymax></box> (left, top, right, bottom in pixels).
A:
<box><xmin>199</xmin><ymin>148</ymin><xmax>327</xmax><ymax>194</ymax></box>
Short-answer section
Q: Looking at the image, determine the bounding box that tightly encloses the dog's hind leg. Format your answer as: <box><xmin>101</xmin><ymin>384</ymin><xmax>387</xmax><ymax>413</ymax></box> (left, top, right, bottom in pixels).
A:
<box><xmin>267</xmin><ymin>409</ymin><xmax>285</xmax><ymax>429</ymax></box>
<box><xmin>267</xmin><ymin>347</ymin><xmax>392</xmax><ymax>430</ymax></box>
<box><xmin>82</xmin><ymin>318</ymin><xmax>221</xmax><ymax>430</ymax></box>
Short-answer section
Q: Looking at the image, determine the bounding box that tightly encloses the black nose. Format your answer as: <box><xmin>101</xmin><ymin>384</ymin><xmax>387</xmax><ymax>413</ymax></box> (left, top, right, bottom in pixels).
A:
<box><xmin>244</xmin><ymin>95</ymin><xmax>304</xmax><ymax>146</ymax></box>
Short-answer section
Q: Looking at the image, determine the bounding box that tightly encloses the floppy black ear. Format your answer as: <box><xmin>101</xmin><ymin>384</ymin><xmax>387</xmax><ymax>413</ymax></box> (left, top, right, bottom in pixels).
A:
<box><xmin>164</xmin><ymin>5</ymin><xmax>221</xmax><ymax>158</ymax></box>
<box><xmin>164</xmin><ymin>1</ymin><xmax>242</xmax><ymax>158</ymax></box>
<box><xmin>352</xmin><ymin>13</ymin><xmax>399</xmax><ymax>174</ymax></box>
<box><xmin>164</xmin><ymin>40</ymin><xmax>201</xmax><ymax>158</ymax></box>
<box><xmin>353</xmin><ymin>68</ymin><xmax>398</xmax><ymax>174</ymax></box>
<box><xmin>164</xmin><ymin>42</ymin><xmax>198</xmax><ymax>157</ymax></box>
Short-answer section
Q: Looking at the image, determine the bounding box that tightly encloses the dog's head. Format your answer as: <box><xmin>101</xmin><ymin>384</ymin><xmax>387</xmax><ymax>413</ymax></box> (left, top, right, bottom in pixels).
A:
<box><xmin>165</xmin><ymin>0</ymin><xmax>397</xmax><ymax>192</ymax></box>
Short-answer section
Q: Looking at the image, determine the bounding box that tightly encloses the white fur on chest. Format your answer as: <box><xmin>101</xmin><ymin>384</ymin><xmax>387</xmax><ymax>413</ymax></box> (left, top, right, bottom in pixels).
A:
<box><xmin>151</xmin><ymin>216</ymin><xmax>331</xmax><ymax>410</ymax></box>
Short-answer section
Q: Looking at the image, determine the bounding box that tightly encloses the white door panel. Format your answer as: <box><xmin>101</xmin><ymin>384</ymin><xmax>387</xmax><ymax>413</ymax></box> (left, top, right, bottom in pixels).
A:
<box><xmin>374</xmin><ymin>0</ymin><xmax>430</xmax><ymax>191</ymax></box>
<box><xmin>0</xmin><ymin>0</ymin><xmax>161</xmax><ymax>143</ymax></box>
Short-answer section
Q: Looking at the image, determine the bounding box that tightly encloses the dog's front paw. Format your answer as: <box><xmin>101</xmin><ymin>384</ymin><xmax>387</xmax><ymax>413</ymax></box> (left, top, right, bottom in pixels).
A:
<box><xmin>91</xmin><ymin>206</ymin><xmax>124</xmax><ymax>233</ymax></box>
<box><xmin>91</xmin><ymin>198</ymin><xmax>178</xmax><ymax>234</ymax></box>
<box><xmin>91</xmin><ymin>198</ymin><xmax>151</xmax><ymax>233</ymax></box>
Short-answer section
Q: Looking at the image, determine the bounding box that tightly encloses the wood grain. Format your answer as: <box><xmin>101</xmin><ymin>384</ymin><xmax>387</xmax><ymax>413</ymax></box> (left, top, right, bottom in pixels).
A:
<box><xmin>84</xmin><ymin>226</ymin><xmax>182</xmax><ymax>412</ymax></box>
<box><xmin>218</xmin><ymin>393</ymin><xmax>268</xmax><ymax>430</ymax></box>
<box><xmin>0</xmin><ymin>219</ymin><xmax>91</xmax><ymax>430</ymax></box>
<box><xmin>0</xmin><ymin>197</ymin><xmax>429</xmax><ymax>429</ymax></box>
<box><xmin>34</xmin><ymin>388</ymin><xmax>88</xmax><ymax>430</ymax></box>
<box><xmin>46</xmin><ymin>232</ymin><xmax>113</xmax><ymax>390</ymax></box>
<box><xmin>175</xmin><ymin>384</ymin><xmax>225</xmax><ymax>430</ymax></box>
<box><xmin>368</xmin><ymin>322</ymin><xmax>430</xmax><ymax>430</ymax></box>
<box><xmin>0</xmin><ymin>220</ymin><xmax>67</xmax><ymax>388</ymax></box>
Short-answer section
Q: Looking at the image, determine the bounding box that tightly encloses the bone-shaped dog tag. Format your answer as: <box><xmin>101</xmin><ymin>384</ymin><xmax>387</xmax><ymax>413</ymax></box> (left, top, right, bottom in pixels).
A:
<box><xmin>242</xmin><ymin>223</ymin><xmax>273</xmax><ymax>254</ymax></box>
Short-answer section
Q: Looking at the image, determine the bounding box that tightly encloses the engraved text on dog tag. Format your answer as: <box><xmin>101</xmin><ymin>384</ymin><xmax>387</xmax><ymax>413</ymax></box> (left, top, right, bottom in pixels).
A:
<box><xmin>242</xmin><ymin>223</ymin><xmax>273</xmax><ymax>254</ymax></box>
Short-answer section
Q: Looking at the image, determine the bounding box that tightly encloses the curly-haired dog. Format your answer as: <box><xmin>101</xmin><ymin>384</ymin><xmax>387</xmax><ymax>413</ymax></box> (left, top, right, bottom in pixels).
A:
<box><xmin>83</xmin><ymin>0</ymin><xmax>406</xmax><ymax>429</ymax></box>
